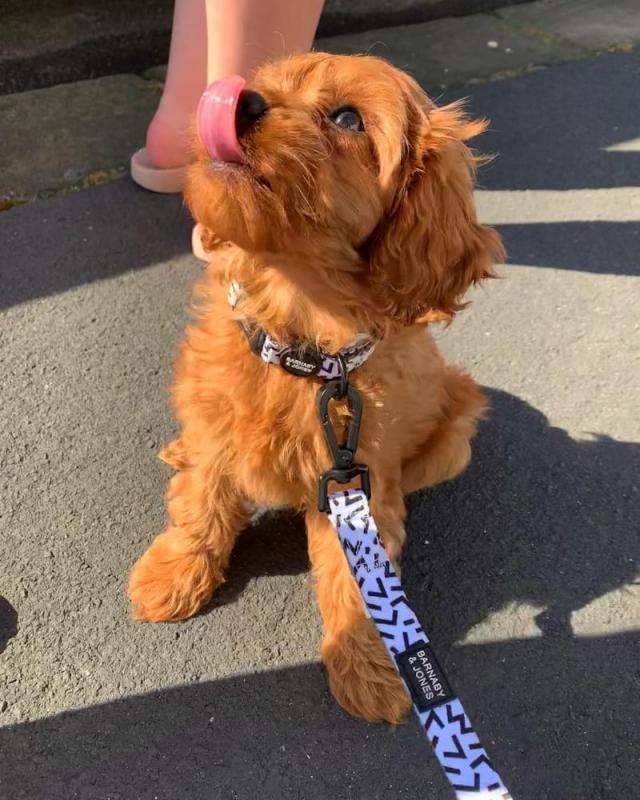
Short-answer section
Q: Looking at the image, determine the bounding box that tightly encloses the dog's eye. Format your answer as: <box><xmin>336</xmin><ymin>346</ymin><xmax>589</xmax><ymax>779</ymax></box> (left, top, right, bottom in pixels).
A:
<box><xmin>330</xmin><ymin>107</ymin><xmax>364</xmax><ymax>132</ymax></box>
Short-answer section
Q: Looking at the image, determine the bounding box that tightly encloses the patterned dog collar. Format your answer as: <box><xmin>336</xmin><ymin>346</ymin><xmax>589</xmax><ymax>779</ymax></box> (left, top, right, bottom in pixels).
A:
<box><xmin>228</xmin><ymin>281</ymin><xmax>377</xmax><ymax>380</ymax></box>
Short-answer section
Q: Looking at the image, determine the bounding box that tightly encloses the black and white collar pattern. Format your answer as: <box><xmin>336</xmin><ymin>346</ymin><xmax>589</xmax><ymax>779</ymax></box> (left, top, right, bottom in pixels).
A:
<box><xmin>228</xmin><ymin>281</ymin><xmax>376</xmax><ymax>379</ymax></box>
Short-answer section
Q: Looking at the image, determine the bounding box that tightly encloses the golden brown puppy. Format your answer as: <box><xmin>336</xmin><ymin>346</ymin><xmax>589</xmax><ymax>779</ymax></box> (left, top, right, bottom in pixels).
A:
<box><xmin>128</xmin><ymin>53</ymin><xmax>503</xmax><ymax>724</ymax></box>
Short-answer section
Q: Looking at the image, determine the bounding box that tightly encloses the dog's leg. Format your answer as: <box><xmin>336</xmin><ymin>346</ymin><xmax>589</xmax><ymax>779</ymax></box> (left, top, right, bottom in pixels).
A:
<box><xmin>306</xmin><ymin>488</ymin><xmax>411</xmax><ymax>724</ymax></box>
<box><xmin>402</xmin><ymin>368</ymin><xmax>486</xmax><ymax>494</ymax></box>
<box><xmin>128</xmin><ymin>464</ymin><xmax>249</xmax><ymax>621</ymax></box>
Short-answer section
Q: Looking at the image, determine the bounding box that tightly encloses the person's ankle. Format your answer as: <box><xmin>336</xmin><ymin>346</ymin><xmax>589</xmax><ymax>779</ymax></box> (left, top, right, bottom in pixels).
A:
<box><xmin>145</xmin><ymin>110</ymin><xmax>192</xmax><ymax>170</ymax></box>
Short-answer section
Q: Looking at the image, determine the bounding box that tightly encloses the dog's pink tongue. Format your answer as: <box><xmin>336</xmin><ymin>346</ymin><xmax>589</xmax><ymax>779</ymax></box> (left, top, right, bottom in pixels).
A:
<box><xmin>196</xmin><ymin>75</ymin><xmax>246</xmax><ymax>163</ymax></box>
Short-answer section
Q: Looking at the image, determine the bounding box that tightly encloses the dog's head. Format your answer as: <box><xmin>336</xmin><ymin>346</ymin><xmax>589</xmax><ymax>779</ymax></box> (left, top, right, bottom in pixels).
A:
<box><xmin>186</xmin><ymin>53</ymin><xmax>503</xmax><ymax>324</ymax></box>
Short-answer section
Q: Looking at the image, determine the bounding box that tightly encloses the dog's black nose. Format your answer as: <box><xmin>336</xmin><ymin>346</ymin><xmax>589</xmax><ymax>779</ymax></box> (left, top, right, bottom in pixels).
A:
<box><xmin>236</xmin><ymin>90</ymin><xmax>269</xmax><ymax>138</ymax></box>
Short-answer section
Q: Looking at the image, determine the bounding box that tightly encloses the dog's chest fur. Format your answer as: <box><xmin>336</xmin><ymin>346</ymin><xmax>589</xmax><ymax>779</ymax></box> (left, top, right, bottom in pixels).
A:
<box><xmin>176</xmin><ymin>281</ymin><xmax>448</xmax><ymax>511</ymax></box>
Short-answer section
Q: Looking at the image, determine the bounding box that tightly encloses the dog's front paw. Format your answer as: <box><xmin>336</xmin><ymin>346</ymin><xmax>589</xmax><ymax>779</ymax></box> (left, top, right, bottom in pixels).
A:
<box><xmin>128</xmin><ymin>530</ymin><xmax>222</xmax><ymax>622</ymax></box>
<box><xmin>322</xmin><ymin>618</ymin><xmax>411</xmax><ymax>724</ymax></box>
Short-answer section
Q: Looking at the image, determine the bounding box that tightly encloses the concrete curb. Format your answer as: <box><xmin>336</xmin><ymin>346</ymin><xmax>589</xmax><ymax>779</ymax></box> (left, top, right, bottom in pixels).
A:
<box><xmin>0</xmin><ymin>0</ymin><xmax>531</xmax><ymax>95</ymax></box>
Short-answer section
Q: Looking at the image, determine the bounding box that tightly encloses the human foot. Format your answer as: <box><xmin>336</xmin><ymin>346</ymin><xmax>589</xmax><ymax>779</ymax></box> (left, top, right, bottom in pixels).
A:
<box><xmin>130</xmin><ymin>112</ymin><xmax>192</xmax><ymax>193</ymax></box>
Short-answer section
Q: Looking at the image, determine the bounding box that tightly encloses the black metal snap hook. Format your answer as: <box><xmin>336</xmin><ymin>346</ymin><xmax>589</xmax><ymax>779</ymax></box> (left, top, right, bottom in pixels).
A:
<box><xmin>317</xmin><ymin>380</ymin><xmax>362</xmax><ymax>466</ymax></box>
<box><xmin>317</xmin><ymin>379</ymin><xmax>371</xmax><ymax>511</ymax></box>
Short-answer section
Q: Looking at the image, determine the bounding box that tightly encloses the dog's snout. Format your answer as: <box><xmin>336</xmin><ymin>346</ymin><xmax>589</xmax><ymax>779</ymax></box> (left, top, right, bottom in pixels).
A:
<box><xmin>236</xmin><ymin>90</ymin><xmax>269</xmax><ymax>138</ymax></box>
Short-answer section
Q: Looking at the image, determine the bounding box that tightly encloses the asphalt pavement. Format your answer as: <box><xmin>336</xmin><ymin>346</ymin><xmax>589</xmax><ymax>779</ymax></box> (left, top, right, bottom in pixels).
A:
<box><xmin>1</xmin><ymin>48</ymin><xmax>639</xmax><ymax>800</ymax></box>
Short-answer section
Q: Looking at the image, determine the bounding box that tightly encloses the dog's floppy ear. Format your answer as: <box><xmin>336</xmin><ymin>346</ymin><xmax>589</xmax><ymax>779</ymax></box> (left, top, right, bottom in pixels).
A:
<box><xmin>366</xmin><ymin>87</ymin><xmax>504</xmax><ymax>324</ymax></box>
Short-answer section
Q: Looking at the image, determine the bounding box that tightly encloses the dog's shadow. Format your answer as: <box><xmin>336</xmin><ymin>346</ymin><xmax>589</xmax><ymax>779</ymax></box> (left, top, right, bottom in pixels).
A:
<box><xmin>404</xmin><ymin>388</ymin><xmax>639</xmax><ymax>650</ymax></box>
<box><xmin>215</xmin><ymin>387</ymin><xmax>639</xmax><ymax>646</ymax></box>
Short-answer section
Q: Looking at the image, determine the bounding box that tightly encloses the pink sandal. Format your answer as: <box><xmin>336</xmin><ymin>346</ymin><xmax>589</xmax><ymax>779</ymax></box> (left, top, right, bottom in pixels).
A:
<box><xmin>130</xmin><ymin>147</ymin><xmax>188</xmax><ymax>194</ymax></box>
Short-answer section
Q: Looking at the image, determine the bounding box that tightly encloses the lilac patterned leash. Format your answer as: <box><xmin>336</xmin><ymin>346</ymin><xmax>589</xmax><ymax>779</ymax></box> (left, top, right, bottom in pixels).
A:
<box><xmin>328</xmin><ymin>489</ymin><xmax>512</xmax><ymax>800</ymax></box>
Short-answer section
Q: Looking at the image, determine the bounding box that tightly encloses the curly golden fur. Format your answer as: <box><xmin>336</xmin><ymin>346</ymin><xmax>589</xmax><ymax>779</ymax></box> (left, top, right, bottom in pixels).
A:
<box><xmin>128</xmin><ymin>53</ymin><xmax>504</xmax><ymax>724</ymax></box>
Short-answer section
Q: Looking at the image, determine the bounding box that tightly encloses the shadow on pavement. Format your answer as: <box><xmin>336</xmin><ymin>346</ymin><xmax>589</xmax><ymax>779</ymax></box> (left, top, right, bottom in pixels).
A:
<box><xmin>461</xmin><ymin>49</ymin><xmax>640</xmax><ymax>192</ymax></box>
<box><xmin>496</xmin><ymin>220</ymin><xmax>640</xmax><ymax>275</ymax></box>
<box><xmin>450</xmin><ymin>49</ymin><xmax>640</xmax><ymax>277</ymax></box>
<box><xmin>0</xmin><ymin>629</ymin><xmax>638</xmax><ymax>800</ymax></box>
<box><xmin>206</xmin><ymin>508</ymin><xmax>309</xmax><ymax>612</ymax></box>
<box><xmin>0</xmin><ymin>179</ymin><xmax>193</xmax><ymax>311</ymax></box>
<box><xmin>3</xmin><ymin>390</ymin><xmax>633</xmax><ymax>798</ymax></box>
<box><xmin>403</xmin><ymin>388</ymin><xmax>639</xmax><ymax>652</ymax></box>
<box><xmin>0</xmin><ymin>596</ymin><xmax>18</xmax><ymax>655</ymax></box>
